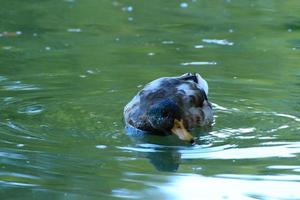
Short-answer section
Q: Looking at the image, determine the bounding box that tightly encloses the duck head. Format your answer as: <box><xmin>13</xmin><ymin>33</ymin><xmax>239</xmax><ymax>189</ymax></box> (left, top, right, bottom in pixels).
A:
<box><xmin>147</xmin><ymin>99</ymin><xmax>194</xmax><ymax>144</ymax></box>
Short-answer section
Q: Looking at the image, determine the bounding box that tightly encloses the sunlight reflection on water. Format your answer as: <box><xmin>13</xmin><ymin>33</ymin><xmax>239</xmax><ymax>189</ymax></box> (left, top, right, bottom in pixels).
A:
<box><xmin>2</xmin><ymin>81</ymin><xmax>40</xmax><ymax>91</ymax></box>
<box><xmin>181</xmin><ymin>61</ymin><xmax>217</xmax><ymax>66</ymax></box>
<box><xmin>159</xmin><ymin>174</ymin><xmax>300</xmax><ymax>200</ymax></box>
<box><xmin>18</xmin><ymin>105</ymin><xmax>44</xmax><ymax>115</ymax></box>
<box><xmin>181</xmin><ymin>142</ymin><xmax>300</xmax><ymax>159</ymax></box>
<box><xmin>202</xmin><ymin>39</ymin><xmax>234</xmax><ymax>46</ymax></box>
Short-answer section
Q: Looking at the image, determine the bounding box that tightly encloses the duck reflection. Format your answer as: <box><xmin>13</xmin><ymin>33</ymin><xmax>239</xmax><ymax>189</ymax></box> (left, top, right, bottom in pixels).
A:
<box><xmin>146</xmin><ymin>150</ymin><xmax>181</xmax><ymax>172</ymax></box>
<box><xmin>125</xmin><ymin>124</ymin><xmax>210</xmax><ymax>172</ymax></box>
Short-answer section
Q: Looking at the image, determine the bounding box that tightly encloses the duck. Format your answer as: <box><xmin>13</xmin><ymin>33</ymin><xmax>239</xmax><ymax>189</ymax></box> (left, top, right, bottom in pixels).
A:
<box><xmin>123</xmin><ymin>73</ymin><xmax>213</xmax><ymax>144</ymax></box>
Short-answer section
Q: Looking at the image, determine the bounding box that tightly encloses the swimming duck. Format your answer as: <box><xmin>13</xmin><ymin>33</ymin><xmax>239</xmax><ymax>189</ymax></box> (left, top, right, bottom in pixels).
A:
<box><xmin>123</xmin><ymin>73</ymin><xmax>213</xmax><ymax>143</ymax></box>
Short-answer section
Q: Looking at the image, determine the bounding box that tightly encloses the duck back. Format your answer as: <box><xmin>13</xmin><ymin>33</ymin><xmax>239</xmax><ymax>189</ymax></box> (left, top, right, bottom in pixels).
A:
<box><xmin>124</xmin><ymin>73</ymin><xmax>213</xmax><ymax>132</ymax></box>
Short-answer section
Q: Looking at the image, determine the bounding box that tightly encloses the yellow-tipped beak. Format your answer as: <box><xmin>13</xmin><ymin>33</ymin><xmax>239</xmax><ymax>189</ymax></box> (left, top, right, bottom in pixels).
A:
<box><xmin>171</xmin><ymin>119</ymin><xmax>195</xmax><ymax>144</ymax></box>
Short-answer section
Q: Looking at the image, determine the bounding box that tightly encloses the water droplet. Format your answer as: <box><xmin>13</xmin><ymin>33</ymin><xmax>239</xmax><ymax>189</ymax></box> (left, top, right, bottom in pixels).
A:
<box><xmin>96</xmin><ymin>145</ymin><xmax>107</xmax><ymax>149</ymax></box>
<box><xmin>180</xmin><ymin>2</ymin><xmax>189</xmax><ymax>8</ymax></box>
<box><xmin>45</xmin><ymin>46</ymin><xmax>51</xmax><ymax>51</ymax></box>
<box><xmin>67</xmin><ymin>28</ymin><xmax>81</xmax><ymax>33</ymax></box>
<box><xmin>16</xmin><ymin>31</ymin><xmax>22</xmax><ymax>35</ymax></box>
<box><xmin>128</xmin><ymin>17</ymin><xmax>133</xmax><ymax>21</ymax></box>
<box><xmin>86</xmin><ymin>70</ymin><xmax>94</xmax><ymax>74</ymax></box>
<box><xmin>122</xmin><ymin>6</ymin><xmax>133</xmax><ymax>12</ymax></box>
<box><xmin>16</xmin><ymin>144</ymin><xmax>24</xmax><ymax>148</ymax></box>
<box><xmin>194</xmin><ymin>45</ymin><xmax>204</xmax><ymax>49</ymax></box>
<box><xmin>162</xmin><ymin>40</ymin><xmax>175</xmax><ymax>44</ymax></box>
<box><xmin>148</xmin><ymin>52</ymin><xmax>155</xmax><ymax>56</ymax></box>
<box><xmin>33</xmin><ymin>33</ymin><xmax>38</xmax><ymax>37</ymax></box>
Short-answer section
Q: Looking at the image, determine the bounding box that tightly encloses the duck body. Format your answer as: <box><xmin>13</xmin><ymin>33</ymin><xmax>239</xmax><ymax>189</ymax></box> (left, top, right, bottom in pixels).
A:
<box><xmin>124</xmin><ymin>73</ymin><xmax>213</xmax><ymax>142</ymax></box>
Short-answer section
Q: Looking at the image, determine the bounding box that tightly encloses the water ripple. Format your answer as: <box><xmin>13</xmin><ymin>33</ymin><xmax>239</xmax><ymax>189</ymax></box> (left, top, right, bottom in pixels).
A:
<box><xmin>0</xmin><ymin>172</ymin><xmax>39</xmax><ymax>187</ymax></box>
<box><xmin>267</xmin><ymin>165</ymin><xmax>300</xmax><ymax>172</ymax></box>
<box><xmin>0</xmin><ymin>180</ymin><xmax>37</xmax><ymax>187</ymax></box>
<box><xmin>18</xmin><ymin>105</ymin><xmax>44</xmax><ymax>115</ymax></box>
<box><xmin>117</xmin><ymin>146</ymin><xmax>160</xmax><ymax>153</ymax></box>
<box><xmin>202</xmin><ymin>39</ymin><xmax>234</xmax><ymax>46</ymax></box>
<box><xmin>217</xmin><ymin>174</ymin><xmax>300</xmax><ymax>182</ymax></box>
<box><xmin>2</xmin><ymin>81</ymin><xmax>40</xmax><ymax>91</ymax></box>
<box><xmin>0</xmin><ymin>151</ymin><xmax>26</xmax><ymax>160</ymax></box>
<box><xmin>158</xmin><ymin>174</ymin><xmax>300</xmax><ymax>200</ymax></box>
<box><xmin>181</xmin><ymin>142</ymin><xmax>300</xmax><ymax>160</ymax></box>
<box><xmin>211</xmin><ymin>102</ymin><xmax>239</xmax><ymax>113</ymax></box>
<box><xmin>267</xmin><ymin>125</ymin><xmax>289</xmax><ymax>133</ymax></box>
<box><xmin>181</xmin><ymin>61</ymin><xmax>217</xmax><ymax>66</ymax></box>
<box><xmin>271</xmin><ymin>112</ymin><xmax>300</xmax><ymax>122</ymax></box>
<box><xmin>0</xmin><ymin>75</ymin><xmax>7</xmax><ymax>81</ymax></box>
<box><xmin>249</xmin><ymin>111</ymin><xmax>300</xmax><ymax>122</ymax></box>
<box><xmin>0</xmin><ymin>121</ymin><xmax>45</xmax><ymax>140</ymax></box>
<box><xmin>209</xmin><ymin>127</ymin><xmax>256</xmax><ymax>138</ymax></box>
<box><xmin>112</xmin><ymin>188</ymin><xmax>140</xmax><ymax>199</ymax></box>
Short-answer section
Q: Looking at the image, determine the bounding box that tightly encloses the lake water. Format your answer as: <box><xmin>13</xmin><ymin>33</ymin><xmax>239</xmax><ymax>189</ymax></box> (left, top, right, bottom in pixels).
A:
<box><xmin>1</xmin><ymin>0</ymin><xmax>300</xmax><ymax>199</ymax></box>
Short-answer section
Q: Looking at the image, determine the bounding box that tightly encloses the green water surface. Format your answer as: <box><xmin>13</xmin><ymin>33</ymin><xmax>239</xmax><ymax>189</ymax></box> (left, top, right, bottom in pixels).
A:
<box><xmin>1</xmin><ymin>0</ymin><xmax>300</xmax><ymax>199</ymax></box>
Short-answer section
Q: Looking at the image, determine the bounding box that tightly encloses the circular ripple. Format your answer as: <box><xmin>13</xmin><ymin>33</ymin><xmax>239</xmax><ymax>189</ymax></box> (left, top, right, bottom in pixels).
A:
<box><xmin>18</xmin><ymin>105</ymin><xmax>44</xmax><ymax>115</ymax></box>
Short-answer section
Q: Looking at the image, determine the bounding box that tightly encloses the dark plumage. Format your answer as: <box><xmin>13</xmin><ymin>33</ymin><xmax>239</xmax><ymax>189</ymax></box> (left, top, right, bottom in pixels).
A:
<box><xmin>124</xmin><ymin>73</ymin><xmax>213</xmax><ymax>143</ymax></box>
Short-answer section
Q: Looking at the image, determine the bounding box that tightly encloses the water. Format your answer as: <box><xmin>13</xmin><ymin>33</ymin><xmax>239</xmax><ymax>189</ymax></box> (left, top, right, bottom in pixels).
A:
<box><xmin>1</xmin><ymin>0</ymin><xmax>300</xmax><ymax>199</ymax></box>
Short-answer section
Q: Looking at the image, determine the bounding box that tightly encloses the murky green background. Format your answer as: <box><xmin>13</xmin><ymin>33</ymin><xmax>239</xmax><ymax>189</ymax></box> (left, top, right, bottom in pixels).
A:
<box><xmin>1</xmin><ymin>0</ymin><xmax>300</xmax><ymax>199</ymax></box>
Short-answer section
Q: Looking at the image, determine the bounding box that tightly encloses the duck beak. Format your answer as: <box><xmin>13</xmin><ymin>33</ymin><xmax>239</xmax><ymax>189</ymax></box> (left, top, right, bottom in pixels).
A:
<box><xmin>171</xmin><ymin>119</ymin><xmax>195</xmax><ymax>144</ymax></box>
